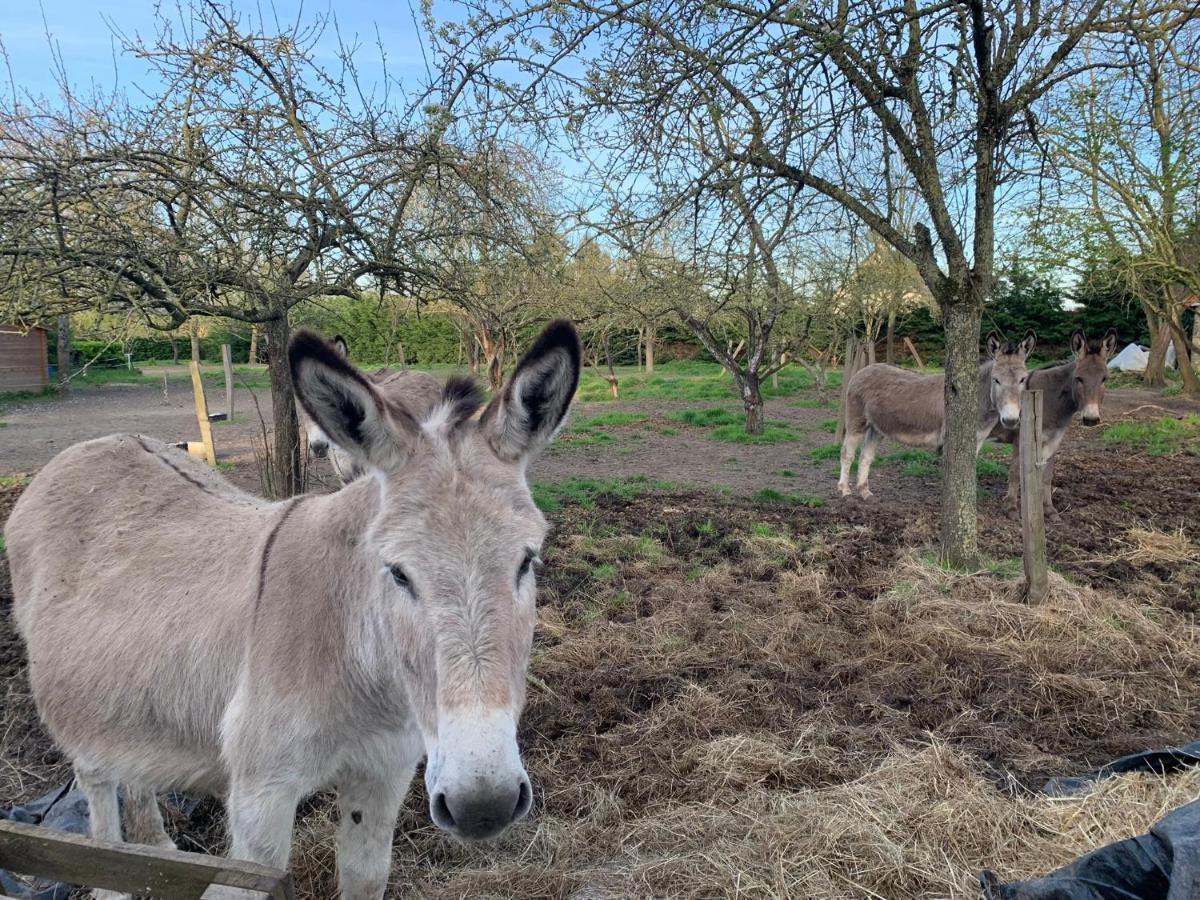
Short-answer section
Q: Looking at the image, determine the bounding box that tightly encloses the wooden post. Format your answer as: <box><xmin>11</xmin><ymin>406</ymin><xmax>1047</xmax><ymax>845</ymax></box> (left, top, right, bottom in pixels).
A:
<box><xmin>0</xmin><ymin>819</ymin><xmax>293</xmax><ymax>899</ymax></box>
<box><xmin>190</xmin><ymin>360</ymin><xmax>217</xmax><ymax>467</ymax></box>
<box><xmin>1020</xmin><ymin>390</ymin><xmax>1049</xmax><ymax>603</ymax></box>
<box><xmin>834</xmin><ymin>335</ymin><xmax>859</xmax><ymax>444</ymax></box>
<box><xmin>221</xmin><ymin>343</ymin><xmax>235</xmax><ymax>420</ymax></box>
<box><xmin>903</xmin><ymin>337</ymin><xmax>925</xmax><ymax>370</ymax></box>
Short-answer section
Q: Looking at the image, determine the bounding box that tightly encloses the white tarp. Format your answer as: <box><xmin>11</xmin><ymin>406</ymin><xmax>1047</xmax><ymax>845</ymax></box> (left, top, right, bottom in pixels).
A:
<box><xmin>1108</xmin><ymin>341</ymin><xmax>1177</xmax><ymax>372</ymax></box>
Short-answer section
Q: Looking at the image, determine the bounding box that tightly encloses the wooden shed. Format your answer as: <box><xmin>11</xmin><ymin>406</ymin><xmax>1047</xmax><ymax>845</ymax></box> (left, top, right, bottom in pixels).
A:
<box><xmin>0</xmin><ymin>324</ymin><xmax>49</xmax><ymax>393</ymax></box>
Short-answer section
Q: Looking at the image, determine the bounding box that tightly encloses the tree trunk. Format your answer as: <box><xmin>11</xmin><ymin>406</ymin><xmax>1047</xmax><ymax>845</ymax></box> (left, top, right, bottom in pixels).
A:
<box><xmin>469</xmin><ymin>339</ymin><xmax>481</xmax><ymax>376</ymax></box>
<box><xmin>265</xmin><ymin>312</ymin><xmax>302</xmax><ymax>498</ymax></box>
<box><xmin>1143</xmin><ymin>306</ymin><xmax>1168</xmax><ymax>387</ymax></box>
<box><xmin>645</xmin><ymin>322</ymin><xmax>656</xmax><ymax>375</ymax></box>
<box><xmin>1165</xmin><ymin>314</ymin><xmax>1200</xmax><ymax>396</ymax></box>
<box><xmin>248</xmin><ymin>325</ymin><xmax>258</xmax><ymax>365</ymax></box>
<box><xmin>886</xmin><ymin>310</ymin><xmax>896</xmax><ymax>364</ymax></box>
<box><xmin>1192</xmin><ymin>308</ymin><xmax>1200</xmax><ymax>356</ymax></box>
<box><xmin>482</xmin><ymin>332</ymin><xmax>505</xmax><ymax>391</ymax></box>
<box><xmin>741</xmin><ymin>373</ymin><xmax>764</xmax><ymax>434</ymax></box>
<box><xmin>170</xmin><ymin>335</ymin><xmax>179</xmax><ymax>365</ymax></box>
<box><xmin>190</xmin><ymin>333</ymin><xmax>201</xmax><ymax>363</ymax></box>
<box><xmin>56</xmin><ymin>315</ymin><xmax>71</xmax><ymax>393</ymax></box>
<box><xmin>939</xmin><ymin>299</ymin><xmax>982</xmax><ymax>568</ymax></box>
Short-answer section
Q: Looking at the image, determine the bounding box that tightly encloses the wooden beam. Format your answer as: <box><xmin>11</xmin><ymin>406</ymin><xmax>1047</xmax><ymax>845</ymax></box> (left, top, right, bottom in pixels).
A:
<box><xmin>903</xmin><ymin>337</ymin><xmax>925</xmax><ymax>370</ymax></box>
<box><xmin>1020</xmin><ymin>390</ymin><xmax>1049</xmax><ymax>603</ymax></box>
<box><xmin>222</xmin><ymin>343</ymin><xmax>235</xmax><ymax>420</ymax></box>
<box><xmin>190</xmin><ymin>360</ymin><xmax>217</xmax><ymax>467</ymax></box>
<box><xmin>0</xmin><ymin>820</ymin><xmax>293</xmax><ymax>900</ymax></box>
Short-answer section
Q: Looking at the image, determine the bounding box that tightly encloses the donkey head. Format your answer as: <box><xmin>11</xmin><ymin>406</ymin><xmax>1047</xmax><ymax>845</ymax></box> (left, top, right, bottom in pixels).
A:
<box><xmin>986</xmin><ymin>330</ymin><xmax>1036</xmax><ymax>429</ymax></box>
<box><xmin>1070</xmin><ymin>328</ymin><xmax>1118</xmax><ymax>426</ymax></box>
<box><xmin>289</xmin><ymin>320</ymin><xmax>581</xmax><ymax>841</ymax></box>
<box><xmin>300</xmin><ymin>334</ymin><xmax>349</xmax><ymax>462</ymax></box>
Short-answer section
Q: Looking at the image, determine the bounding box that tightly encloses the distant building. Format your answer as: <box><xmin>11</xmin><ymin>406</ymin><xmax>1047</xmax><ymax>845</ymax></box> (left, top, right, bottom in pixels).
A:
<box><xmin>0</xmin><ymin>324</ymin><xmax>49</xmax><ymax>393</ymax></box>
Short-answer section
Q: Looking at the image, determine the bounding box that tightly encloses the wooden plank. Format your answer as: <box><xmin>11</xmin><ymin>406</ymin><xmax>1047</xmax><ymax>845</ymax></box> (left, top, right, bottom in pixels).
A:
<box><xmin>1020</xmin><ymin>390</ymin><xmax>1049</xmax><ymax>603</ymax></box>
<box><xmin>0</xmin><ymin>820</ymin><xmax>292</xmax><ymax>899</ymax></box>
<box><xmin>222</xmin><ymin>343</ymin><xmax>235</xmax><ymax>419</ymax></box>
<box><xmin>903</xmin><ymin>336</ymin><xmax>925</xmax><ymax>370</ymax></box>
<box><xmin>190</xmin><ymin>361</ymin><xmax>217</xmax><ymax>467</ymax></box>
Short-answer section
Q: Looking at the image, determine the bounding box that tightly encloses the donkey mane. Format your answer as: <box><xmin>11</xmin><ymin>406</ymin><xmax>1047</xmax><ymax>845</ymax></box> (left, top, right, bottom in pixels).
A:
<box><xmin>438</xmin><ymin>376</ymin><xmax>486</xmax><ymax>426</ymax></box>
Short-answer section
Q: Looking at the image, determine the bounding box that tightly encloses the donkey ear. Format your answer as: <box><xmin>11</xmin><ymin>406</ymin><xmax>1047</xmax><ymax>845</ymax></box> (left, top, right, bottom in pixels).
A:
<box><xmin>332</xmin><ymin>335</ymin><xmax>349</xmax><ymax>358</ymax></box>
<box><xmin>483</xmin><ymin>320</ymin><xmax>581</xmax><ymax>463</ymax></box>
<box><xmin>1019</xmin><ymin>330</ymin><xmax>1037</xmax><ymax>357</ymax></box>
<box><xmin>1100</xmin><ymin>328</ymin><xmax>1118</xmax><ymax>358</ymax></box>
<box><xmin>985</xmin><ymin>331</ymin><xmax>1003</xmax><ymax>358</ymax></box>
<box><xmin>289</xmin><ymin>330</ymin><xmax>417</xmax><ymax>472</ymax></box>
<box><xmin>1070</xmin><ymin>330</ymin><xmax>1087</xmax><ymax>359</ymax></box>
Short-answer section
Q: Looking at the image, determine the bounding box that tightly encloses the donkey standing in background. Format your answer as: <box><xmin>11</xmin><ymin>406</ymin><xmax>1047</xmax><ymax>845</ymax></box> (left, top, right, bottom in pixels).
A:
<box><xmin>6</xmin><ymin>320</ymin><xmax>581</xmax><ymax>899</ymax></box>
<box><xmin>839</xmin><ymin>331</ymin><xmax>1035</xmax><ymax>499</ymax></box>
<box><xmin>301</xmin><ymin>335</ymin><xmax>442</xmax><ymax>484</ymax></box>
<box><xmin>991</xmin><ymin>328</ymin><xmax>1118</xmax><ymax>521</ymax></box>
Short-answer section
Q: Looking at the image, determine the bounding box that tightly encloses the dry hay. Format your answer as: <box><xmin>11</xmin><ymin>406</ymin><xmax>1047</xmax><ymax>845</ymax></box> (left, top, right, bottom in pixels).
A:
<box><xmin>282</xmin><ymin>512</ymin><xmax>1200</xmax><ymax>899</ymax></box>
<box><xmin>1110</xmin><ymin>526</ymin><xmax>1197</xmax><ymax>566</ymax></box>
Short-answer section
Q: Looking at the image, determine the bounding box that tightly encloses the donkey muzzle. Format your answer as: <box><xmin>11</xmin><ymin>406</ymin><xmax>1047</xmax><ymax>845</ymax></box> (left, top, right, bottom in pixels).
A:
<box><xmin>426</xmin><ymin>709</ymin><xmax>532</xmax><ymax>841</ymax></box>
<box><xmin>309</xmin><ymin>439</ymin><xmax>329</xmax><ymax>458</ymax></box>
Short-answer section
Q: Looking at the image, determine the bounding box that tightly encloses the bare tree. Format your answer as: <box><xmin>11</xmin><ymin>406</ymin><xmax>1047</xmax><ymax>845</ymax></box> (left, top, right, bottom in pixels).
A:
<box><xmin>441</xmin><ymin>0</ymin><xmax>1155</xmax><ymax>564</ymax></box>
<box><xmin>0</xmin><ymin>3</ymin><xmax>486</xmax><ymax>494</ymax></box>
<box><xmin>1041</xmin><ymin>7</ymin><xmax>1200</xmax><ymax>394</ymax></box>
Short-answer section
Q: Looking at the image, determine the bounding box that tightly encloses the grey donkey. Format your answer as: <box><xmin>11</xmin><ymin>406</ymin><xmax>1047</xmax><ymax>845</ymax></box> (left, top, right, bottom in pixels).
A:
<box><xmin>839</xmin><ymin>331</ymin><xmax>1035</xmax><ymax>498</ymax></box>
<box><xmin>301</xmin><ymin>335</ymin><xmax>442</xmax><ymax>484</ymax></box>
<box><xmin>990</xmin><ymin>328</ymin><xmax>1118</xmax><ymax>521</ymax></box>
<box><xmin>5</xmin><ymin>319</ymin><xmax>582</xmax><ymax>899</ymax></box>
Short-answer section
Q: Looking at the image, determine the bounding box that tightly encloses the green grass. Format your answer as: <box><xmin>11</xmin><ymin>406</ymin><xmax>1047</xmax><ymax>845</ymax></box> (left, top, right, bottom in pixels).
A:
<box><xmin>531</xmin><ymin>474</ymin><xmax>680</xmax><ymax>513</ymax></box>
<box><xmin>819</xmin><ymin>419</ymin><xmax>838</xmax><ymax>433</ymax></box>
<box><xmin>976</xmin><ymin>457</ymin><xmax>1008</xmax><ymax>478</ymax></box>
<box><xmin>751</xmin><ymin>488</ymin><xmax>825</xmax><ymax>506</ymax></box>
<box><xmin>575</xmin><ymin>361</ymin><xmax>840</xmax><ymax>403</ymax></box>
<box><xmin>571</xmin><ymin>411</ymin><xmax>649</xmax><ymax>430</ymax></box>
<box><xmin>68</xmin><ymin>367</ymin><xmax>153</xmax><ymax>387</ymax></box>
<box><xmin>710</xmin><ymin>423</ymin><xmax>799</xmax><ymax>443</ymax></box>
<box><xmin>0</xmin><ymin>475</ymin><xmax>29</xmax><ymax>487</ymax></box>
<box><xmin>669</xmin><ymin>407</ymin><xmax>743</xmax><ymax>428</ymax></box>
<box><xmin>1102</xmin><ymin>415</ymin><xmax>1200</xmax><ymax>456</ymax></box>
<box><xmin>778</xmin><ymin>469</ymin><xmax>798</xmax><ymax>477</ymax></box>
<box><xmin>809</xmin><ymin>443</ymin><xmax>841</xmax><ymax>461</ymax></box>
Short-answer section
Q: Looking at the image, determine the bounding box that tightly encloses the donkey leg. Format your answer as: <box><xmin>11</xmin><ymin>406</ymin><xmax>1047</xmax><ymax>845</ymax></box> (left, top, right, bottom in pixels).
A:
<box><xmin>336</xmin><ymin>765</ymin><xmax>415</xmax><ymax>899</ymax></box>
<box><xmin>1042</xmin><ymin>456</ymin><xmax>1061</xmax><ymax>521</ymax></box>
<box><xmin>75</xmin><ymin>766</ymin><xmax>129</xmax><ymax>900</ymax></box>
<box><xmin>226</xmin><ymin>775</ymin><xmax>303</xmax><ymax>870</ymax></box>
<box><xmin>838</xmin><ymin>429</ymin><xmax>863</xmax><ymax>497</ymax></box>
<box><xmin>123</xmin><ymin>784</ymin><xmax>175</xmax><ymax>849</ymax></box>
<box><xmin>855</xmin><ymin>428</ymin><xmax>882</xmax><ymax>499</ymax></box>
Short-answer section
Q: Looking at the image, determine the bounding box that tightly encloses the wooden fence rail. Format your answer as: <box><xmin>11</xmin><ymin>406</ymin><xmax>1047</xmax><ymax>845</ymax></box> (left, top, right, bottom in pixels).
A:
<box><xmin>0</xmin><ymin>820</ymin><xmax>293</xmax><ymax>900</ymax></box>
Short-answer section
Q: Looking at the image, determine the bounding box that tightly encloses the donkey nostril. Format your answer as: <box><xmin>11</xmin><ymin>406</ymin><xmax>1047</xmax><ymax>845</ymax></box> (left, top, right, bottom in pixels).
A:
<box><xmin>433</xmin><ymin>792</ymin><xmax>455</xmax><ymax>828</ymax></box>
<box><xmin>513</xmin><ymin>779</ymin><xmax>532</xmax><ymax>821</ymax></box>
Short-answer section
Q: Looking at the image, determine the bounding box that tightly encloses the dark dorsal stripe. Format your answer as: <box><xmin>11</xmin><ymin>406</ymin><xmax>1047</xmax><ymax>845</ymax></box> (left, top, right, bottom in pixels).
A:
<box><xmin>133</xmin><ymin>436</ymin><xmax>216</xmax><ymax>497</ymax></box>
<box><xmin>255</xmin><ymin>497</ymin><xmax>308</xmax><ymax>606</ymax></box>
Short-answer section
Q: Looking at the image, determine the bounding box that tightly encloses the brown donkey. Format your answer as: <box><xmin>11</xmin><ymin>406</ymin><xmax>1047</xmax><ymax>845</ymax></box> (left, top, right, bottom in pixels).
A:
<box><xmin>991</xmin><ymin>328</ymin><xmax>1118</xmax><ymax>520</ymax></box>
<box><xmin>5</xmin><ymin>320</ymin><xmax>581</xmax><ymax>899</ymax></box>
<box><xmin>839</xmin><ymin>332</ymin><xmax>1034</xmax><ymax>498</ymax></box>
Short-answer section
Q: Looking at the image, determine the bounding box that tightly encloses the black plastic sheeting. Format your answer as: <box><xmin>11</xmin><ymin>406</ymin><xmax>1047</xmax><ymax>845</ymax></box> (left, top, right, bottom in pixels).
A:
<box><xmin>980</xmin><ymin>741</ymin><xmax>1200</xmax><ymax>900</ymax></box>
<box><xmin>0</xmin><ymin>784</ymin><xmax>199</xmax><ymax>899</ymax></box>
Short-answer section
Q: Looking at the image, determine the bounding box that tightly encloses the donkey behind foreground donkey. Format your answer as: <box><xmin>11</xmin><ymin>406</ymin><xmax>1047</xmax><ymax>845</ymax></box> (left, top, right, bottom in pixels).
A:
<box><xmin>5</xmin><ymin>320</ymin><xmax>582</xmax><ymax>899</ymax></box>
<box><xmin>991</xmin><ymin>328</ymin><xmax>1118</xmax><ymax>521</ymax></box>
<box><xmin>301</xmin><ymin>335</ymin><xmax>442</xmax><ymax>485</ymax></box>
<box><xmin>839</xmin><ymin>331</ymin><xmax>1035</xmax><ymax>498</ymax></box>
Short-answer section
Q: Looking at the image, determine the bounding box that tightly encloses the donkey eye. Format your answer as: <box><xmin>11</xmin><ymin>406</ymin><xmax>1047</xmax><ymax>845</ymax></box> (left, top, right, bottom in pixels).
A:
<box><xmin>389</xmin><ymin>565</ymin><xmax>411</xmax><ymax>591</ymax></box>
<box><xmin>517</xmin><ymin>549</ymin><xmax>541</xmax><ymax>585</ymax></box>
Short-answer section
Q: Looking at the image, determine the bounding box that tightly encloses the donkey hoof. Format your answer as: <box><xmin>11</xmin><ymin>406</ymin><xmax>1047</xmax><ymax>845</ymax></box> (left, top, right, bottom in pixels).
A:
<box><xmin>857</xmin><ymin>488</ymin><xmax>874</xmax><ymax>500</ymax></box>
<box><xmin>1046</xmin><ymin>509</ymin><xmax>1062</xmax><ymax>523</ymax></box>
<box><xmin>838</xmin><ymin>483</ymin><xmax>852</xmax><ymax>498</ymax></box>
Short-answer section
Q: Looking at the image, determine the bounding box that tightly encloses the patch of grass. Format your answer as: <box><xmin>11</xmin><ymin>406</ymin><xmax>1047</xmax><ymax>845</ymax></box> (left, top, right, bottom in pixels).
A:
<box><xmin>809</xmin><ymin>443</ymin><xmax>841</xmax><ymax>461</ymax></box>
<box><xmin>710</xmin><ymin>423</ymin><xmax>798</xmax><ymax>444</ymax></box>
<box><xmin>658</xmin><ymin>427</ymin><xmax>679</xmax><ymax>436</ymax></box>
<box><xmin>751</xmin><ymin>488</ymin><xmax>826</xmax><ymax>507</ymax></box>
<box><xmin>590</xmin><ymin>563</ymin><xmax>619</xmax><ymax>581</ymax></box>
<box><xmin>1102</xmin><ymin>415</ymin><xmax>1200</xmax><ymax>457</ymax></box>
<box><xmin>878</xmin><ymin>449</ymin><xmax>937</xmax><ymax>478</ymax></box>
<box><xmin>0</xmin><ymin>475</ymin><xmax>30</xmax><ymax>487</ymax></box>
<box><xmin>68</xmin><ymin>367</ymin><xmax>153</xmax><ymax>387</ymax></box>
<box><xmin>572</xmin><ymin>411</ymin><xmax>649</xmax><ymax>430</ymax></box>
<box><xmin>976</xmin><ymin>457</ymin><xmax>1007</xmax><ymax>478</ymax></box>
<box><xmin>819</xmin><ymin>419</ymin><xmax>838</xmax><ymax>433</ymax></box>
<box><xmin>696</xmin><ymin>518</ymin><xmax>718</xmax><ymax>537</ymax></box>
<box><xmin>749</xmin><ymin>521</ymin><xmax>788</xmax><ymax>539</ymax></box>
<box><xmin>531</xmin><ymin>475</ymin><xmax>680</xmax><ymax>513</ymax></box>
<box><xmin>670</xmin><ymin>407</ymin><xmax>742</xmax><ymax>428</ymax></box>
<box><xmin>215</xmin><ymin>461</ymin><xmax>236</xmax><ymax>473</ymax></box>
<box><xmin>778</xmin><ymin>469</ymin><xmax>798</xmax><ymax>478</ymax></box>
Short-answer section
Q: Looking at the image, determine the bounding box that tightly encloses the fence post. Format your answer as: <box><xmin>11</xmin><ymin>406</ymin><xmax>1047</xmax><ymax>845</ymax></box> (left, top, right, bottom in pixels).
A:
<box><xmin>190</xmin><ymin>361</ymin><xmax>217</xmax><ymax>468</ymax></box>
<box><xmin>834</xmin><ymin>335</ymin><xmax>858</xmax><ymax>444</ymax></box>
<box><xmin>222</xmin><ymin>344</ymin><xmax>235</xmax><ymax>420</ymax></box>
<box><xmin>1020</xmin><ymin>390</ymin><xmax>1049</xmax><ymax>603</ymax></box>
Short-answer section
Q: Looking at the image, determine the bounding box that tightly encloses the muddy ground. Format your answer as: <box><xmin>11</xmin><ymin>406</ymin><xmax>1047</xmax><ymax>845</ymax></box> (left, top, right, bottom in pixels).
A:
<box><xmin>0</xmin><ymin>376</ymin><xmax>1197</xmax><ymax>897</ymax></box>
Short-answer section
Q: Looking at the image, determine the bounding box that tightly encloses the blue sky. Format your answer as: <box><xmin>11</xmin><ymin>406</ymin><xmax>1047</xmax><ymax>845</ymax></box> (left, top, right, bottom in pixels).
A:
<box><xmin>1</xmin><ymin>1</ymin><xmax>444</xmax><ymax>100</ymax></box>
